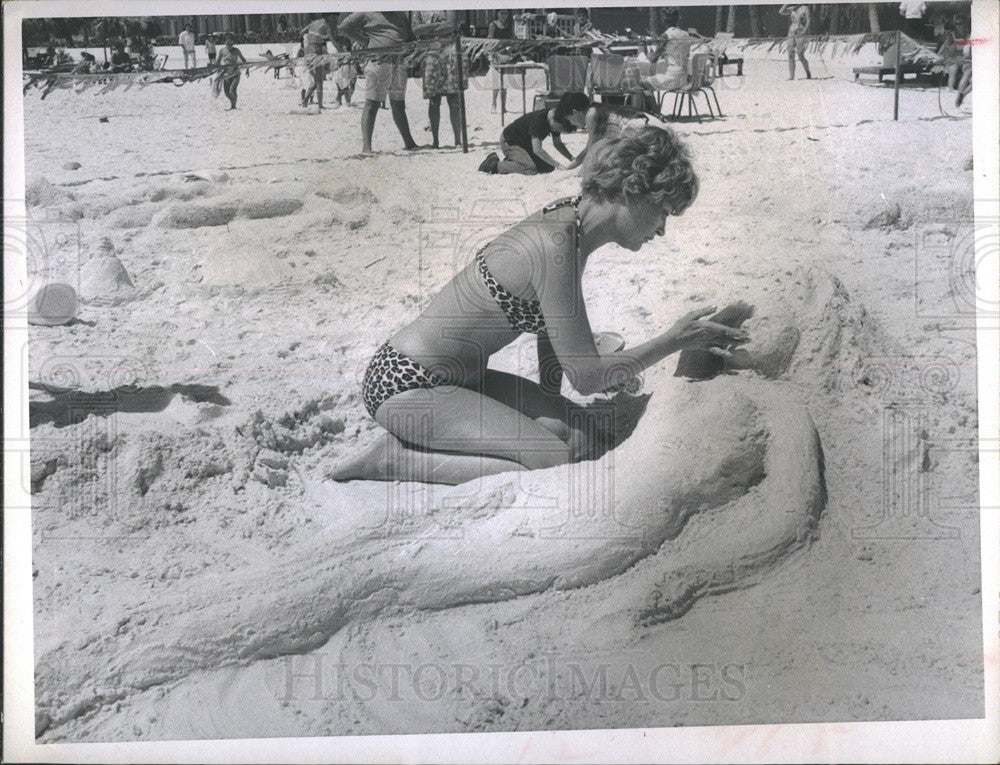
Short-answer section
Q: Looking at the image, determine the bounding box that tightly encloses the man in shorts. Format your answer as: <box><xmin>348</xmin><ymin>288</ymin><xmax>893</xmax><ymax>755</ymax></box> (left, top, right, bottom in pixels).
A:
<box><xmin>338</xmin><ymin>10</ymin><xmax>419</xmax><ymax>154</ymax></box>
<box><xmin>179</xmin><ymin>24</ymin><xmax>196</xmax><ymax>69</ymax></box>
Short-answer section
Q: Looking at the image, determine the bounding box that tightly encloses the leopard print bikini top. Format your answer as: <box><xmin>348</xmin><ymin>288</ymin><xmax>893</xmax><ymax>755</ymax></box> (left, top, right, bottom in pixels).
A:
<box><xmin>475</xmin><ymin>196</ymin><xmax>580</xmax><ymax>335</ymax></box>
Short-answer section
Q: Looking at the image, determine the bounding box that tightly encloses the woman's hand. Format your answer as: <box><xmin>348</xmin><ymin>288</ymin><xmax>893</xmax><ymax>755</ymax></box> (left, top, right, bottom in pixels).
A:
<box><xmin>668</xmin><ymin>306</ymin><xmax>750</xmax><ymax>351</ymax></box>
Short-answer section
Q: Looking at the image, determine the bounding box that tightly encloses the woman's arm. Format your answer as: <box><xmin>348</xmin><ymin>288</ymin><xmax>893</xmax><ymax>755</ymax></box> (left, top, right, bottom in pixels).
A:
<box><xmin>533</xmin><ymin>230</ymin><xmax>748</xmax><ymax>395</ymax></box>
<box><xmin>778</xmin><ymin>4</ymin><xmax>793</xmax><ymax>15</ymax></box>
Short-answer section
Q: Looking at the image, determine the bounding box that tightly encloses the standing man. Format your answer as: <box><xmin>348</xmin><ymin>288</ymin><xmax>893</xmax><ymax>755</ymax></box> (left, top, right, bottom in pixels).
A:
<box><xmin>204</xmin><ymin>33</ymin><xmax>217</xmax><ymax>65</ymax></box>
<box><xmin>301</xmin><ymin>16</ymin><xmax>332</xmax><ymax>110</ymax></box>
<box><xmin>179</xmin><ymin>24</ymin><xmax>196</xmax><ymax>69</ymax></box>
<box><xmin>779</xmin><ymin>4</ymin><xmax>812</xmax><ymax>80</ymax></box>
<box><xmin>337</xmin><ymin>11</ymin><xmax>419</xmax><ymax>154</ymax></box>
<box><xmin>215</xmin><ymin>36</ymin><xmax>247</xmax><ymax>110</ymax></box>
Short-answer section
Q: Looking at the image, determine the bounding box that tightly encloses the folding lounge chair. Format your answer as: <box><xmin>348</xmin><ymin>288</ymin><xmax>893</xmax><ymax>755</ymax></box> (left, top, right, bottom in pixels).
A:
<box><xmin>532</xmin><ymin>54</ymin><xmax>588</xmax><ymax>111</ymax></box>
<box><xmin>588</xmin><ymin>53</ymin><xmax>644</xmax><ymax>109</ymax></box>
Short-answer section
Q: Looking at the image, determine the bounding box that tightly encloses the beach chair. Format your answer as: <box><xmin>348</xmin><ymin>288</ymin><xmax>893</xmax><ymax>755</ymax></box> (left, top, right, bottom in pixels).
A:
<box><xmin>153</xmin><ymin>53</ymin><xmax>168</xmax><ymax>70</ymax></box>
<box><xmin>532</xmin><ymin>55</ymin><xmax>589</xmax><ymax>111</ymax></box>
<box><xmin>588</xmin><ymin>53</ymin><xmax>644</xmax><ymax>109</ymax></box>
<box><xmin>665</xmin><ymin>53</ymin><xmax>722</xmax><ymax>122</ymax></box>
<box><xmin>852</xmin><ymin>35</ymin><xmax>933</xmax><ymax>83</ymax></box>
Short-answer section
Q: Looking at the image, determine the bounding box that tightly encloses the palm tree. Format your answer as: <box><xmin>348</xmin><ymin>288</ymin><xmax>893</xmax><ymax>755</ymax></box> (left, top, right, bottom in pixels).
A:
<box><xmin>868</xmin><ymin>3</ymin><xmax>881</xmax><ymax>33</ymax></box>
<box><xmin>715</xmin><ymin>6</ymin><xmax>724</xmax><ymax>36</ymax></box>
<box><xmin>749</xmin><ymin>5</ymin><xmax>761</xmax><ymax>37</ymax></box>
<box><xmin>726</xmin><ymin>4</ymin><xmax>737</xmax><ymax>34</ymax></box>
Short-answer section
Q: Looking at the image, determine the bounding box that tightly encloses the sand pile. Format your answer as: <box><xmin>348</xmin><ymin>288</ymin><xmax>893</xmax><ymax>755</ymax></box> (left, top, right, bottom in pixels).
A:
<box><xmin>79</xmin><ymin>247</ymin><xmax>135</xmax><ymax>305</ymax></box>
<box><xmin>31</xmin><ymin>374</ymin><xmax>823</xmax><ymax>737</ymax></box>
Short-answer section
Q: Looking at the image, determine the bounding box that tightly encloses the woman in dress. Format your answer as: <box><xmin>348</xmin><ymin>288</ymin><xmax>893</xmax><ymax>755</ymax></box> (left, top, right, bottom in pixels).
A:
<box><xmin>331</xmin><ymin>125</ymin><xmax>748</xmax><ymax>485</ymax></box>
<box><xmin>412</xmin><ymin>10</ymin><xmax>468</xmax><ymax>149</ymax></box>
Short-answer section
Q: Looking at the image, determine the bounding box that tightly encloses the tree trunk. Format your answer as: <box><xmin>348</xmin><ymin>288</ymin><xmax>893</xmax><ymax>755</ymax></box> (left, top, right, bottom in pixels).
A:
<box><xmin>726</xmin><ymin>4</ymin><xmax>737</xmax><ymax>34</ymax></box>
<box><xmin>749</xmin><ymin>5</ymin><xmax>761</xmax><ymax>37</ymax></box>
<box><xmin>830</xmin><ymin>5</ymin><xmax>840</xmax><ymax>35</ymax></box>
<box><xmin>868</xmin><ymin>3</ymin><xmax>881</xmax><ymax>33</ymax></box>
<box><xmin>715</xmin><ymin>6</ymin><xmax>724</xmax><ymax>36</ymax></box>
<box><xmin>649</xmin><ymin>7</ymin><xmax>658</xmax><ymax>36</ymax></box>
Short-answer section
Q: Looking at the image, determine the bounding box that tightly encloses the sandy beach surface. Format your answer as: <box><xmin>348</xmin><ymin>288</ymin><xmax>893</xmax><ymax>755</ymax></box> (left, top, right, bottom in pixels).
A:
<box><xmin>20</xmin><ymin>44</ymin><xmax>983</xmax><ymax>742</ymax></box>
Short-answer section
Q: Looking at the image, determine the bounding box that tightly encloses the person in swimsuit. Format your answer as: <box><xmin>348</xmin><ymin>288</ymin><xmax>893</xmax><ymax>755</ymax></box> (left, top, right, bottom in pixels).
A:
<box><xmin>214</xmin><ymin>37</ymin><xmax>247</xmax><ymax>110</ymax></box>
<box><xmin>331</xmin><ymin>125</ymin><xmax>749</xmax><ymax>485</ymax></box>
<box><xmin>779</xmin><ymin>4</ymin><xmax>812</xmax><ymax>80</ymax></box>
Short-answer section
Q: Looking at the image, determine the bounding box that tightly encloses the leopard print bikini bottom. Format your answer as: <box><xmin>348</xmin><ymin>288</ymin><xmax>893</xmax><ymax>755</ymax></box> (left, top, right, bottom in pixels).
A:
<box><xmin>361</xmin><ymin>342</ymin><xmax>444</xmax><ymax>418</ymax></box>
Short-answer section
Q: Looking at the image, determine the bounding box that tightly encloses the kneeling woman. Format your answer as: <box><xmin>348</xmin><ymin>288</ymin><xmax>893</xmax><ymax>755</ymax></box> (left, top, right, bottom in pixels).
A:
<box><xmin>332</xmin><ymin>126</ymin><xmax>748</xmax><ymax>485</ymax></box>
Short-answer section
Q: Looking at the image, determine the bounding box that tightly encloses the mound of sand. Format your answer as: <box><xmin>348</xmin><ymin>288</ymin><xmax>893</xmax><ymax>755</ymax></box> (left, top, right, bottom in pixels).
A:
<box><xmin>104</xmin><ymin>203</ymin><xmax>158</xmax><ymax>229</ymax></box>
<box><xmin>315</xmin><ymin>185</ymin><xmax>378</xmax><ymax>206</ymax></box>
<box><xmin>25</xmin><ymin>176</ymin><xmax>74</xmax><ymax>208</ymax></box>
<box><xmin>237</xmin><ymin>194</ymin><xmax>304</xmax><ymax>220</ymax></box>
<box><xmin>32</xmin><ymin>375</ymin><xmax>823</xmax><ymax>736</ymax></box>
<box><xmin>154</xmin><ymin>200</ymin><xmax>238</xmax><ymax>229</ymax></box>
<box><xmin>79</xmin><ymin>255</ymin><xmax>136</xmax><ymax>305</ymax></box>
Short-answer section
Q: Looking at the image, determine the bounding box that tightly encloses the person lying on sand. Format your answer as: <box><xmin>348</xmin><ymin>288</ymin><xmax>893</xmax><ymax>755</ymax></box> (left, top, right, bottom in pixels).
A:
<box><xmin>331</xmin><ymin>125</ymin><xmax>749</xmax><ymax>485</ymax></box>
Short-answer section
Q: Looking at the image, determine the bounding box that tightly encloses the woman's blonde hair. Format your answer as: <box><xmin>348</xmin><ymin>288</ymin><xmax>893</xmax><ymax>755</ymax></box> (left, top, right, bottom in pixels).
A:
<box><xmin>580</xmin><ymin>125</ymin><xmax>698</xmax><ymax>215</ymax></box>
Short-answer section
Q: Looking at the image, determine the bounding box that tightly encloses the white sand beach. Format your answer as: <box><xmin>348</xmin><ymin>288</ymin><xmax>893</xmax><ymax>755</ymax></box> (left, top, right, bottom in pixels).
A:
<box><xmin>19</xmin><ymin>43</ymin><xmax>985</xmax><ymax>743</ymax></box>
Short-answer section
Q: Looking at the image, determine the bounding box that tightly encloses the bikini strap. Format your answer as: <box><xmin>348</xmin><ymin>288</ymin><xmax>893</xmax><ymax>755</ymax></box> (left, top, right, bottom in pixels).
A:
<box><xmin>540</xmin><ymin>196</ymin><xmax>582</xmax><ymax>258</ymax></box>
<box><xmin>541</xmin><ymin>196</ymin><xmax>578</xmax><ymax>214</ymax></box>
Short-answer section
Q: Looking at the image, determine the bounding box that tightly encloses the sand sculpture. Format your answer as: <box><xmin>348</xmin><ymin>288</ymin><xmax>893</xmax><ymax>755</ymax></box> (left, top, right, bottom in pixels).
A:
<box><xmin>33</xmin><ymin>372</ymin><xmax>824</xmax><ymax>736</ymax></box>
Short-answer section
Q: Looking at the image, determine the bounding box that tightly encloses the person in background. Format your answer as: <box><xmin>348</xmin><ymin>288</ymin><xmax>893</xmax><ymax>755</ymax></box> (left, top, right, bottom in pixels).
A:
<box><xmin>71</xmin><ymin>51</ymin><xmax>96</xmax><ymax>74</ymax></box>
<box><xmin>337</xmin><ymin>10</ymin><xmax>420</xmax><ymax>154</ymax></box>
<box><xmin>214</xmin><ymin>36</ymin><xmax>247</xmax><ymax>110</ymax></box>
<box><xmin>574</xmin><ymin>8</ymin><xmax>594</xmax><ymax>37</ymax></box>
<box><xmin>412</xmin><ymin>10</ymin><xmax>468</xmax><ymax>149</ymax></box>
<box><xmin>301</xmin><ymin>15</ymin><xmax>333</xmax><ymax>110</ymax></box>
<box><xmin>110</xmin><ymin>41</ymin><xmax>132</xmax><ymax>72</ymax></box>
<box><xmin>779</xmin><ymin>4</ymin><xmax>812</xmax><ymax>80</ymax></box>
<box><xmin>488</xmin><ymin>9</ymin><xmax>514</xmax><ymax>114</ymax></box>
<box><xmin>544</xmin><ymin>10</ymin><xmax>561</xmax><ymax>38</ymax></box>
<box><xmin>179</xmin><ymin>24</ymin><xmax>196</xmax><ymax>68</ymax></box>
<box><xmin>899</xmin><ymin>1</ymin><xmax>927</xmax><ymax>39</ymax></box>
<box><xmin>638</xmin><ymin>7</ymin><xmax>692</xmax><ymax>109</ymax></box>
<box><xmin>204</xmin><ymin>33</ymin><xmax>217</xmax><ymax>65</ymax></box>
<box><xmin>483</xmin><ymin>92</ymin><xmax>589</xmax><ymax>175</ymax></box>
